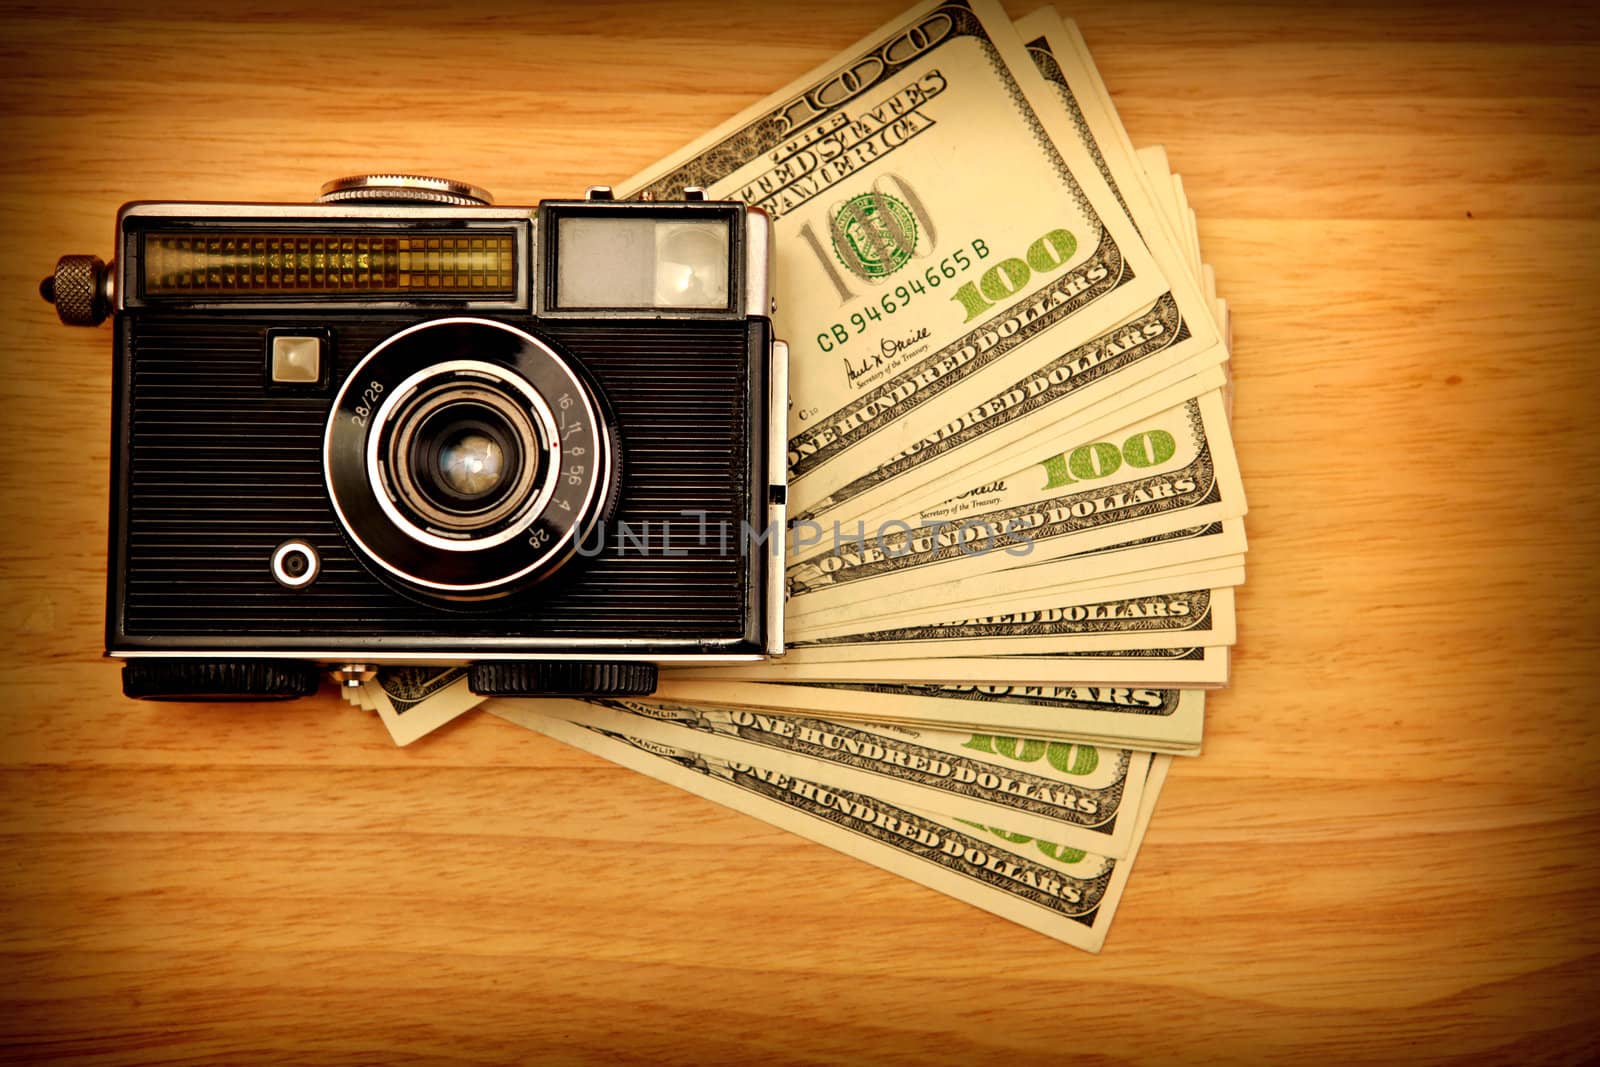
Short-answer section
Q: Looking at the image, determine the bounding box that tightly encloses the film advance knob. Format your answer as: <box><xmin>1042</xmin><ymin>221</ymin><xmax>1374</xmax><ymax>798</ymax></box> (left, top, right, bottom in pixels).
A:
<box><xmin>316</xmin><ymin>174</ymin><xmax>494</xmax><ymax>206</ymax></box>
<box><xmin>40</xmin><ymin>254</ymin><xmax>112</xmax><ymax>326</ymax></box>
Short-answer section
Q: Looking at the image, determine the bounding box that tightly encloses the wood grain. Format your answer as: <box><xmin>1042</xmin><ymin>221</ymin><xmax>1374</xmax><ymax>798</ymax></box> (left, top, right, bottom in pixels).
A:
<box><xmin>1</xmin><ymin>0</ymin><xmax>1596</xmax><ymax>1062</ymax></box>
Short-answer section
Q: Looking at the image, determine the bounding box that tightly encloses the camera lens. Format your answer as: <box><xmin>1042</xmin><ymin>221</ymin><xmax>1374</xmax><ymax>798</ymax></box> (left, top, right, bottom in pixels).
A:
<box><xmin>410</xmin><ymin>402</ymin><xmax>522</xmax><ymax>513</ymax></box>
<box><xmin>386</xmin><ymin>383</ymin><xmax>543</xmax><ymax>538</ymax></box>
<box><xmin>437</xmin><ymin>431</ymin><xmax>504</xmax><ymax>497</ymax></box>
<box><xmin>325</xmin><ymin>319</ymin><xmax>614</xmax><ymax>601</ymax></box>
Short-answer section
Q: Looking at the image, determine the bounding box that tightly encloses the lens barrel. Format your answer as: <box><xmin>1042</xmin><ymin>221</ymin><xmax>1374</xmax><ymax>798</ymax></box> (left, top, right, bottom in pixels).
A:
<box><xmin>324</xmin><ymin>318</ymin><xmax>613</xmax><ymax>601</ymax></box>
<box><xmin>385</xmin><ymin>382</ymin><xmax>541</xmax><ymax>536</ymax></box>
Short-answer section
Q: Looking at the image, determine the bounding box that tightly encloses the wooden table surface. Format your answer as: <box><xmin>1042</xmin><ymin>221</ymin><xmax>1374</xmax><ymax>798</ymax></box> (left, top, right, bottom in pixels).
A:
<box><xmin>1</xmin><ymin>0</ymin><xmax>1596</xmax><ymax>1062</ymax></box>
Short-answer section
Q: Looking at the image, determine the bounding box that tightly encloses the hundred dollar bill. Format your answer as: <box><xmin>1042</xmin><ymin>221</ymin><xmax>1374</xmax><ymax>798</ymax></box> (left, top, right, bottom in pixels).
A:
<box><xmin>1018</xmin><ymin>13</ymin><xmax>1192</xmax><ymax>276</ymax></box>
<box><xmin>366</xmin><ymin>666</ymin><xmax>481</xmax><ymax>746</ymax></box>
<box><xmin>1176</xmin><ymin>177</ymin><xmax>1201</xmax><ymax>282</ymax></box>
<box><xmin>793</xmin><ymin>30</ymin><xmax>1247</xmax><ymax>550</ymax></box>
<box><xmin>1021</xmin><ymin>13</ymin><xmax>1138</xmax><ymax>229</ymax></box>
<box><xmin>824</xmin><ymin>723</ymin><xmax>1193</xmax><ymax>755</ymax></box>
<box><xmin>782</xmin><ymin>581</ymin><xmax>1238</xmax><ymax>661</ymax></box>
<box><xmin>497</xmin><ymin>697</ymin><xmax>1151</xmax><ymax>857</ymax></box>
<box><xmin>1139</xmin><ymin>147</ymin><xmax>1179</xmax><ymax>242</ymax></box>
<box><xmin>646</xmin><ymin>679</ymin><xmax>1203</xmax><ymax>752</ymax></box>
<box><xmin>785</xmin><ymin>390</ymin><xmax>1245</xmax><ymax>618</ymax></box>
<box><xmin>1125</xmin><ymin>124</ymin><xmax>1233</xmax><ymax>418</ymax></box>
<box><xmin>492</xmin><ymin>707</ymin><xmax>1171</xmax><ymax>952</ymax></box>
<box><xmin>794</xmin><ymin>559</ymin><xmax>1243</xmax><ymax>642</ymax></box>
<box><xmin>788</xmin><ymin>518</ymin><xmax>1245</xmax><ymax>631</ymax></box>
<box><xmin>665</xmin><ymin>643</ymin><xmax>1229</xmax><ymax>691</ymax></box>
<box><xmin>848</xmin><ymin>389</ymin><xmax>1242</xmax><ymax>550</ymax></box>
<box><xmin>620</xmin><ymin>0</ymin><xmax>1223</xmax><ymax>511</ymax></box>
<box><xmin>787</xmin><ymin>351</ymin><xmax>1227</xmax><ymax>566</ymax></box>
<box><xmin>791</xmin><ymin>6</ymin><xmax>1232</xmax><ymax>530</ymax></box>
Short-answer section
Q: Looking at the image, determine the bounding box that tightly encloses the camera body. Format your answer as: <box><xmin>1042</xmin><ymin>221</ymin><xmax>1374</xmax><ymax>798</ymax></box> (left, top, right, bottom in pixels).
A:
<box><xmin>47</xmin><ymin>176</ymin><xmax>787</xmax><ymax>701</ymax></box>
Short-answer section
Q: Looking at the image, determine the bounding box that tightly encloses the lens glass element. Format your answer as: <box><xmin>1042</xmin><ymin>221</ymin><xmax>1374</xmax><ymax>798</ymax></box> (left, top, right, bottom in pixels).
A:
<box><xmin>437</xmin><ymin>431</ymin><xmax>505</xmax><ymax>497</ymax></box>
<box><xmin>383</xmin><ymin>380</ymin><xmax>544</xmax><ymax>539</ymax></box>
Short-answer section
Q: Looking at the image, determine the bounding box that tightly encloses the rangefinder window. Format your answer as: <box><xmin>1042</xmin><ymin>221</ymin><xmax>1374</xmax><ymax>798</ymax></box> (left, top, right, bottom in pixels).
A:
<box><xmin>554</xmin><ymin>216</ymin><xmax>730</xmax><ymax>310</ymax></box>
<box><xmin>140</xmin><ymin>229</ymin><xmax>518</xmax><ymax>297</ymax></box>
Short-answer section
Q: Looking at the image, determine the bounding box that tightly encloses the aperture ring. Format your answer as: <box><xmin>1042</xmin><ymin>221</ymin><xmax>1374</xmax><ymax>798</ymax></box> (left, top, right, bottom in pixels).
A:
<box><xmin>324</xmin><ymin>318</ymin><xmax>612</xmax><ymax>600</ymax></box>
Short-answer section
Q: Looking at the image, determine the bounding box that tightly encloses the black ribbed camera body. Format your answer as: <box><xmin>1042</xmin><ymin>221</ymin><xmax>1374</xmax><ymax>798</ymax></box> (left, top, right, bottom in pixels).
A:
<box><xmin>113</xmin><ymin>311</ymin><xmax>771</xmax><ymax>644</ymax></box>
<box><xmin>45</xmin><ymin>179</ymin><xmax>787</xmax><ymax>701</ymax></box>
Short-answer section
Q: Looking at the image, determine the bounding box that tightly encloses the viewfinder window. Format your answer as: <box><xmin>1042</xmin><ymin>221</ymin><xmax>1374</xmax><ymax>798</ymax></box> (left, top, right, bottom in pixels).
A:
<box><xmin>556</xmin><ymin>217</ymin><xmax>729</xmax><ymax>309</ymax></box>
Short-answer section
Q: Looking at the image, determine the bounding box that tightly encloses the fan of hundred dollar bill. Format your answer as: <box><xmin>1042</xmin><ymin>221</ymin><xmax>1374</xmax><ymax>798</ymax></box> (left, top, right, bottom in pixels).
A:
<box><xmin>343</xmin><ymin>1</ymin><xmax>1246</xmax><ymax>952</ymax></box>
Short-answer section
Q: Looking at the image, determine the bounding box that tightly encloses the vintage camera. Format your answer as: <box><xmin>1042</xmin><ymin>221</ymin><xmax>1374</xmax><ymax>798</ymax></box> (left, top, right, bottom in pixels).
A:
<box><xmin>42</xmin><ymin>175</ymin><xmax>787</xmax><ymax>701</ymax></box>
